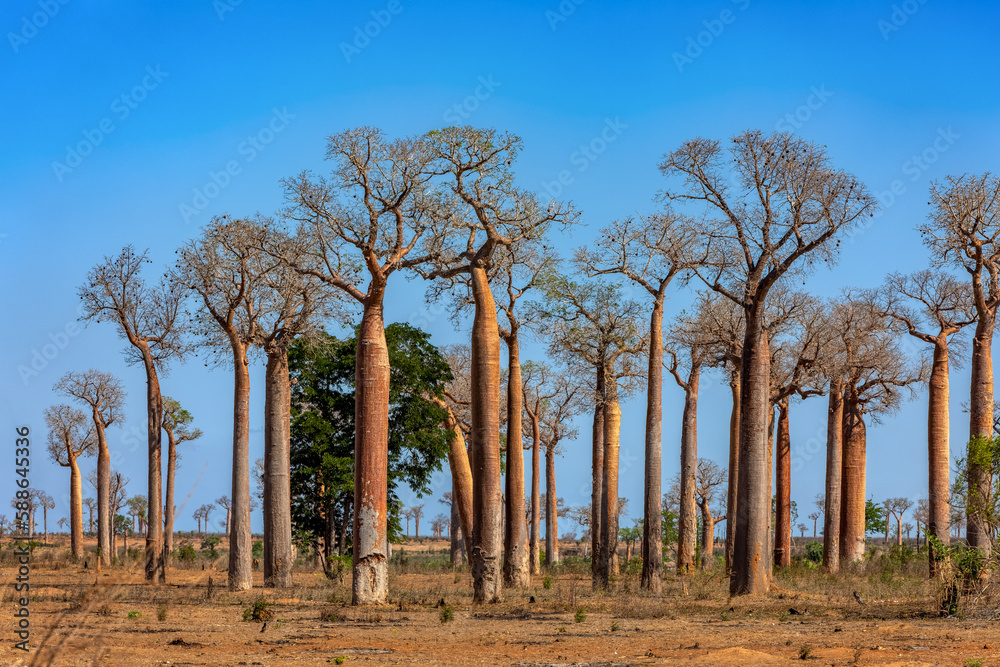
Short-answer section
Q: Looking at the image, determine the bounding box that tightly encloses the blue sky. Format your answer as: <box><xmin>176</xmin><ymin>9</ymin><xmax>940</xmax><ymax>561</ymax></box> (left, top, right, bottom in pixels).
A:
<box><xmin>2</xmin><ymin>0</ymin><xmax>999</xmax><ymax>536</ymax></box>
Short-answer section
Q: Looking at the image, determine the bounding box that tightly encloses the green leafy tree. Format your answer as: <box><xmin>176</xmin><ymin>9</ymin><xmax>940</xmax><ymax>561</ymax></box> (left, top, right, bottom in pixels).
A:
<box><xmin>289</xmin><ymin>323</ymin><xmax>452</xmax><ymax>567</ymax></box>
<box><xmin>865</xmin><ymin>498</ymin><xmax>887</xmax><ymax>536</ymax></box>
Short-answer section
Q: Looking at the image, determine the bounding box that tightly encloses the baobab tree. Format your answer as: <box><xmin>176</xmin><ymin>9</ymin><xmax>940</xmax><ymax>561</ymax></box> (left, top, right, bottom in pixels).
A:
<box><xmin>538</xmin><ymin>369</ymin><xmax>583</xmax><ymax>567</ymax></box>
<box><xmin>878</xmin><ymin>270</ymin><xmax>975</xmax><ymax>574</ymax></box>
<box><xmin>54</xmin><ymin>369</ymin><xmax>125</xmax><ymax>567</ymax></box>
<box><xmin>808</xmin><ymin>512</ymin><xmax>820</xmax><ymax>538</ymax></box>
<box><xmin>576</xmin><ymin>212</ymin><xmax>698</xmax><ymax>591</ymax></box>
<box><xmin>79</xmin><ymin>246</ymin><xmax>186</xmax><ymax>582</ymax></box>
<box><xmin>886</xmin><ymin>497</ymin><xmax>913</xmax><ymax>547</ymax></box>
<box><xmin>694</xmin><ymin>459</ymin><xmax>728</xmax><ymax>568</ymax></box>
<box><xmin>419</xmin><ymin>126</ymin><xmax>577</xmax><ymax>602</ymax></box>
<box><xmin>411</xmin><ymin>504</ymin><xmax>424</xmax><ymax>539</ymax></box>
<box><xmin>83</xmin><ymin>497</ymin><xmax>96</xmax><ymax>535</ymax></box>
<box><xmin>439</xmin><ymin>344</ymin><xmax>474</xmax><ymax>559</ymax></box>
<box><xmin>162</xmin><ymin>397</ymin><xmax>202</xmax><ymax>561</ymax></box>
<box><xmin>175</xmin><ymin>216</ymin><xmax>275</xmax><ymax>592</ymax></box>
<box><xmin>45</xmin><ymin>405</ymin><xmax>95</xmax><ymax>556</ymax></box>
<box><xmin>58</xmin><ymin>517</ymin><xmax>68</xmax><ymax>533</ymax></box>
<box><xmin>439</xmin><ymin>492</ymin><xmax>465</xmax><ymax>565</ymax></box>
<box><xmin>831</xmin><ymin>292</ymin><xmax>926</xmax><ymax>564</ymax></box>
<box><xmin>216</xmin><ymin>495</ymin><xmax>232</xmax><ymax>534</ymax></box>
<box><xmin>282</xmin><ymin>127</ymin><xmax>446</xmax><ymax>604</ymax></box>
<box><xmin>127</xmin><ymin>495</ymin><xmax>148</xmax><ymax>533</ymax></box>
<box><xmin>521</xmin><ymin>360</ymin><xmax>558</xmax><ymax>575</ymax></box>
<box><xmin>921</xmin><ymin>174</ymin><xmax>1000</xmax><ymax>556</ymax></box>
<box><xmin>38</xmin><ymin>492</ymin><xmax>54</xmax><ymax>545</ymax></box>
<box><xmin>532</xmin><ymin>277</ymin><xmax>645</xmax><ymax>589</ymax></box>
<box><xmin>661</xmin><ymin>130</ymin><xmax>876</xmax><ymax>594</ymax></box>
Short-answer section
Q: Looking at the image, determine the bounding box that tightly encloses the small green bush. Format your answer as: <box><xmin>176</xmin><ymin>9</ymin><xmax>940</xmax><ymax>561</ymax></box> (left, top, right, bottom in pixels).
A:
<box><xmin>176</xmin><ymin>543</ymin><xmax>197</xmax><ymax>562</ymax></box>
<box><xmin>574</xmin><ymin>608</ymin><xmax>586</xmax><ymax>623</ymax></box>
<box><xmin>805</xmin><ymin>542</ymin><xmax>823</xmax><ymax>564</ymax></box>
<box><xmin>439</xmin><ymin>605</ymin><xmax>454</xmax><ymax>623</ymax></box>
<box><xmin>242</xmin><ymin>596</ymin><xmax>274</xmax><ymax>622</ymax></box>
<box><xmin>127</xmin><ymin>610</ymin><xmax>141</xmax><ymax>620</ymax></box>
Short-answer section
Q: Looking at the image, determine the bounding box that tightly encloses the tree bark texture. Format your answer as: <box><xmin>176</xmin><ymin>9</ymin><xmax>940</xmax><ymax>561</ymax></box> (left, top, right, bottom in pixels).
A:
<box><xmin>228</xmin><ymin>340</ymin><xmax>253</xmax><ymax>592</ymax></box>
<box><xmin>545</xmin><ymin>444</ymin><xmax>559</xmax><ymax>566</ymax></box>
<box><xmin>823</xmin><ymin>380</ymin><xmax>843</xmax><ymax>573</ymax></box>
<box><xmin>264</xmin><ymin>351</ymin><xmax>294</xmax><ymax>588</ymax></box>
<box><xmin>726</xmin><ymin>369</ymin><xmax>741</xmax><ymax>574</ymax></box>
<box><xmin>839</xmin><ymin>393</ymin><xmax>867</xmax><ymax>565</ymax></box>
<box><xmin>641</xmin><ymin>299</ymin><xmax>664</xmax><ymax>591</ymax></box>
<box><xmin>677</xmin><ymin>357</ymin><xmax>701</xmax><ymax>575</ymax></box>
<box><xmin>143</xmin><ymin>354</ymin><xmax>165</xmax><ymax>584</ymax></box>
<box><xmin>591</xmin><ymin>365</ymin><xmax>606</xmax><ymax>586</ymax></box>
<box><xmin>774</xmin><ymin>402</ymin><xmax>791</xmax><ymax>568</ymax></box>
<box><xmin>598</xmin><ymin>386</ymin><xmax>622</xmax><ymax>589</ymax></box>
<box><xmin>928</xmin><ymin>339</ymin><xmax>951</xmax><ymax>576</ymax></box>
<box><xmin>503</xmin><ymin>335</ymin><xmax>530</xmax><ymax>588</ymax></box>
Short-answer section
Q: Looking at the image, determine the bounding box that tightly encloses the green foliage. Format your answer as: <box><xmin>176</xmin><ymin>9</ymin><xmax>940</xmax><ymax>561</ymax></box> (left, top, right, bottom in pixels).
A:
<box><xmin>542</xmin><ymin>575</ymin><xmax>552</xmax><ymax>590</ymax></box>
<box><xmin>157</xmin><ymin>604</ymin><xmax>168</xmax><ymax>621</ymax></box>
<box><xmin>574</xmin><ymin>608</ymin><xmax>586</xmax><ymax>623</ymax></box>
<box><xmin>289</xmin><ymin>324</ymin><xmax>452</xmax><ymax>549</ymax></box>
<box><xmin>242</xmin><ymin>596</ymin><xmax>273</xmax><ymax>622</ymax></box>
<box><xmin>661</xmin><ymin>507</ymin><xmax>678</xmax><ymax>549</ymax></box>
<box><xmin>252</xmin><ymin>540</ymin><xmax>263</xmax><ymax>558</ymax></box>
<box><xmin>113</xmin><ymin>514</ymin><xmax>132</xmax><ymax>537</ymax></box>
<box><xmin>865</xmin><ymin>498</ymin><xmax>887</xmax><ymax>536</ymax></box>
<box><xmin>955</xmin><ymin>434</ymin><xmax>1000</xmax><ymax>531</ymax></box>
<box><xmin>175</xmin><ymin>543</ymin><xmax>197</xmax><ymax>562</ymax></box>
<box><xmin>439</xmin><ymin>605</ymin><xmax>454</xmax><ymax>623</ymax></box>
<box><xmin>127</xmin><ymin>610</ymin><xmax>141</xmax><ymax>620</ymax></box>
<box><xmin>804</xmin><ymin>541</ymin><xmax>823</xmax><ymax>564</ymax></box>
<box><xmin>201</xmin><ymin>535</ymin><xmax>221</xmax><ymax>558</ymax></box>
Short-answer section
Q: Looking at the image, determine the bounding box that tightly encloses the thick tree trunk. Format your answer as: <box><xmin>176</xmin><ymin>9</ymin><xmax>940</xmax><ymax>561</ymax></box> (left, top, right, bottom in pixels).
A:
<box><xmin>352</xmin><ymin>296</ymin><xmax>391</xmax><ymax>605</ymax></box>
<box><xmin>839</xmin><ymin>393</ymin><xmax>866</xmax><ymax>565</ymax></box>
<box><xmin>928</xmin><ymin>339</ymin><xmax>951</xmax><ymax>576</ymax></box>
<box><xmin>968</xmin><ymin>316</ymin><xmax>995</xmax><ymax>555</ymax></box>
<box><xmin>699</xmin><ymin>501</ymin><xmax>714</xmax><ymax>568</ymax></box>
<box><xmin>95</xmin><ymin>418</ymin><xmax>111</xmax><ymax>568</ymax></box>
<box><xmin>469</xmin><ymin>265</ymin><xmax>503</xmax><ymax>603</ymax></box>
<box><xmin>726</xmin><ymin>368</ymin><xmax>740</xmax><ymax>574</ymax></box>
<box><xmin>774</xmin><ymin>402</ymin><xmax>791</xmax><ymax>568</ymax></box>
<box><xmin>545</xmin><ymin>444</ymin><xmax>559</xmax><ymax>566</ymax></box>
<box><xmin>450</xmin><ymin>478</ymin><xmax>465</xmax><ymax>566</ymax></box>
<box><xmin>438</xmin><ymin>400</ymin><xmax>473</xmax><ymax>558</ymax></box>
<box><xmin>591</xmin><ymin>364</ymin><xmax>606</xmax><ymax>586</ymax></box>
<box><xmin>143</xmin><ymin>354</ymin><xmax>165</xmax><ymax>584</ymax></box>
<box><xmin>164</xmin><ymin>431</ymin><xmax>177</xmax><ymax>563</ymax></box>
<box><xmin>598</xmin><ymin>384</ymin><xmax>622</xmax><ymax>589</ymax></box>
<box><xmin>264</xmin><ymin>350</ymin><xmax>294</xmax><ymax>588</ymax></box>
<box><xmin>823</xmin><ymin>379</ymin><xmax>843</xmax><ymax>573</ymax></box>
<box><xmin>69</xmin><ymin>452</ymin><xmax>83</xmax><ymax>558</ymax></box>
<box><xmin>529</xmin><ymin>411</ymin><xmax>542</xmax><ymax>575</ymax></box>
<box><xmin>677</xmin><ymin>357</ymin><xmax>701</xmax><ymax>575</ymax></box>
<box><xmin>228</xmin><ymin>340</ymin><xmax>253</xmax><ymax>592</ymax></box>
<box><xmin>503</xmin><ymin>334</ymin><xmax>530</xmax><ymax>588</ymax></box>
<box><xmin>730</xmin><ymin>306</ymin><xmax>771</xmax><ymax>596</ymax></box>
<box><xmin>641</xmin><ymin>298</ymin><xmax>664</xmax><ymax>592</ymax></box>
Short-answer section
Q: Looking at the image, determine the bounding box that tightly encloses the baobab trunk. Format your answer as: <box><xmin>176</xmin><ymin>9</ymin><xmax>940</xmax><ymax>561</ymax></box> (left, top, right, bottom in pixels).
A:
<box><xmin>143</xmin><ymin>355</ymin><xmax>165</xmax><ymax>584</ymax></box>
<box><xmin>590</xmin><ymin>365</ymin><xmax>605</xmax><ymax>583</ymax></box>
<box><xmin>437</xmin><ymin>400</ymin><xmax>473</xmax><ymax>557</ymax></box>
<box><xmin>164</xmin><ymin>430</ymin><xmax>177</xmax><ymax>562</ymax></box>
<box><xmin>450</xmin><ymin>478</ymin><xmax>465</xmax><ymax>566</ymax></box>
<box><xmin>726</xmin><ymin>369</ymin><xmax>740</xmax><ymax>574</ymax></box>
<box><xmin>641</xmin><ymin>298</ymin><xmax>664</xmax><ymax>592</ymax></box>
<box><xmin>228</xmin><ymin>340</ymin><xmax>253</xmax><ymax>592</ymax></box>
<box><xmin>469</xmin><ymin>265</ymin><xmax>503</xmax><ymax>603</ymax></box>
<box><xmin>598</xmin><ymin>385</ymin><xmax>622</xmax><ymax>589</ymax></box>
<box><xmin>731</xmin><ymin>305</ymin><xmax>771</xmax><ymax>596</ymax></box>
<box><xmin>967</xmin><ymin>316</ymin><xmax>995</xmax><ymax>556</ymax></box>
<box><xmin>699</xmin><ymin>501</ymin><xmax>715</xmax><ymax>568</ymax></box>
<box><xmin>264</xmin><ymin>350</ymin><xmax>294</xmax><ymax>588</ymax></box>
<box><xmin>95</xmin><ymin>417</ymin><xmax>111</xmax><ymax>567</ymax></box>
<box><xmin>823</xmin><ymin>379</ymin><xmax>843</xmax><ymax>573</ymax></box>
<box><xmin>69</xmin><ymin>452</ymin><xmax>84</xmax><ymax>558</ymax></box>
<box><xmin>677</xmin><ymin>360</ymin><xmax>701</xmax><ymax>575</ymax></box>
<box><xmin>529</xmin><ymin>410</ymin><xmax>541</xmax><ymax>575</ymax></box>
<box><xmin>839</xmin><ymin>395</ymin><xmax>867</xmax><ymax>565</ymax></box>
<box><xmin>502</xmin><ymin>336</ymin><xmax>530</xmax><ymax>588</ymax></box>
<box><xmin>545</xmin><ymin>444</ymin><xmax>559</xmax><ymax>566</ymax></box>
<box><xmin>774</xmin><ymin>402</ymin><xmax>791</xmax><ymax>568</ymax></box>
<box><xmin>927</xmin><ymin>339</ymin><xmax>951</xmax><ymax>576</ymax></box>
<box><xmin>352</xmin><ymin>293</ymin><xmax>391</xmax><ymax>605</ymax></box>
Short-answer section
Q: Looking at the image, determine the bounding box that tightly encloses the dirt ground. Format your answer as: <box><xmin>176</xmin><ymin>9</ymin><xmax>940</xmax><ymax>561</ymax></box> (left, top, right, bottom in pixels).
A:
<box><xmin>2</xmin><ymin>538</ymin><xmax>999</xmax><ymax>666</ymax></box>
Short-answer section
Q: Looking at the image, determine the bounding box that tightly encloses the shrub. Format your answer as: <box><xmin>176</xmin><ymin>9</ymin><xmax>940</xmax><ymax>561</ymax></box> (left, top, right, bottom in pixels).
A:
<box><xmin>176</xmin><ymin>544</ymin><xmax>197</xmax><ymax>562</ymax></box>
<box><xmin>157</xmin><ymin>604</ymin><xmax>168</xmax><ymax>621</ymax></box>
<box><xmin>542</xmin><ymin>575</ymin><xmax>553</xmax><ymax>590</ymax></box>
<box><xmin>243</xmin><ymin>596</ymin><xmax>274</xmax><ymax>622</ymax></box>
<box><xmin>805</xmin><ymin>542</ymin><xmax>823</xmax><ymax>564</ymax></box>
<box><xmin>574</xmin><ymin>608</ymin><xmax>586</xmax><ymax>623</ymax></box>
<box><xmin>127</xmin><ymin>610</ymin><xmax>141</xmax><ymax>620</ymax></box>
<box><xmin>201</xmin><ymin>535</ymin><xmax>221</xmax><ymax>559</ymax></box>
<box><xmin>252</xmin><ymin>540</ymin><xmax>263</xmax><ymax>558</ymax></box>
<box><xmin>439</xmin><ymin>605</ymin><xmax>454</xmax><ymax>623</ymax></box>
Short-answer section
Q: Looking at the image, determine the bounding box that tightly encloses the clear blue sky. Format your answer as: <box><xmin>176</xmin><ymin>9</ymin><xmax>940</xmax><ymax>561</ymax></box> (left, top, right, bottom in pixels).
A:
<box><xmin>2</xmin><ymin>0</ymin><xmax>999</xmax><ymax>535</ymax></box>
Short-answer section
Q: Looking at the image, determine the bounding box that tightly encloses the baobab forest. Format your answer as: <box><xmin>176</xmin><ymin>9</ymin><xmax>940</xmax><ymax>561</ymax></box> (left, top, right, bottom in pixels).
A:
<box><xmin>3</xmin><ymin>3</ymin><xmax>1000</xmax><ymax>666</ymax></box>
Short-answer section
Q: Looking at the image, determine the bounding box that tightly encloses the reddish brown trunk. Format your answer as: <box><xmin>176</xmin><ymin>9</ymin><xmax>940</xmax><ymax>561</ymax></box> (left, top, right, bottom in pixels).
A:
<box><xmin>95</xmin><ymin>414</ymin><xmax>111</xmax><ymax>567</ymax></box>
<box><xmin>530</xmin><ymin>408</ymin><xmax>542</xmax><ymax>575</ymax></box>
<box><xmin>968</xmin><ymin>316</ymin><xmax>995</xmax><ymax>554</ymax></box>
<box><xmin>928</xmin><ymin>339</ymin><xmax>951</xmax><ymax>576</ymax></box>
<box><xmin>699</xmin><ymin>500</ymin><xmax>715</xmax><ymax>568</ymax></box>
<box><xmin>839</xmin><ymin>392</ymin><xmax>866</xmax><ymax>565</ymax></box>
<box><xmin>774</xmin><ymin>402</ymin><xmax>791</xmax><ymax>568</ymax></box>
<box><xmin>352</xmin><ymin>295</ymin><xmax>390</xmax><ymax>604</ymax></box>
<box><xmin>264</xmin><ymin>350</ymin><xmax>294</xmax><ymax>588</ymax></box>
<box><xmin>725</xmin><ymin>368</ymin><xmax>740</xmax><ymax>574</ymax></box>
<box><xmin>503</xmin><ymin>334</ymin><xmax>530</xmax><ymax>588</ymax></box>
<box><xmin>641</xmin><ymin>298</ymin><xmax>664</xmax><ymax>591</ymax></box>
<box><xmin>677</xmin><ymin>355</ymin><xmax>701</xmax><ymax>575</ymax></box>
<box><xmin>469</xmin><ymin>265</ymin><xmax>503</xmax><ymax>603</ymax></box>
<box><xmin>164</xmin><ymin>430</ymin><xmax>177</xmax><ymax>561</ymax></box>
<box><xmin>823</xmin><ymin>379</ymin><xmax>843</xmax><ymax>573</ymax></box>
<box><xmin>142</xmin><ymin>352</ymin><xmax>165</xmax><ymax>584</ymax></box>
<box><xmin>69</xmin><ymin>450</ymin><xmax>83</xmax><ymax>558</ymax></box>
<box><xmin>731</xmin><ymin>305</ymin><xmax>770</xmax><ymax>596</ymax></box>
<box><xmin>437</xmin><ymin>399</ymin><xmax>473</xmax><ymax>561</ymax></box>
<box><xmin>545</xmin><ymin>444</ymin><xmax>559</xmax><ymax>566</ymax></box>
<box><xmin>228</xmin><ymin>340</ymin><xmax>253</xmax><ymax>591</ymax></box>
<box><xmin>598</xmin><ymin>387</ymin><xmax>622</xmax><ymax>589</ymax></box>
<box><xmin>591</xmin><ymin>364</ymin><xmax>605</xmax><ymax>583</ymax></box>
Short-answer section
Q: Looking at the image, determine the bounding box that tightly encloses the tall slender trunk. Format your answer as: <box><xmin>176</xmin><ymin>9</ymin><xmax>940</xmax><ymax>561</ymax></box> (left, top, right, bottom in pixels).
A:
<box><xmin>503</xmin><ymin>334</ymin><xmax>529</xmax><ymax>588</ymax></box>
<box><xmin>353</xmin><ymin>291</ymin><xmax>390</xmax><ymax>605</ymax></box>
<box><xmin>68</xmin><ymin>451</ymin><xmax>83</xmax><ymax>558</ymax></box>
<box><xmin>968</xmin><ymin>314</ymin><xmax>995</xmax><ymax>555</ymax></box>
<box><xmin>229</xmin><ymin>339</ymin><xmax>253</xmax><ymax>592</ymax></box>
<box><xmin>529</xmin><ymin>410</ymin><xmax>541</xmax><ymax>575</ymax></box>
<box><xmin>884</xmin><ymin>507</ymin><xmax>891</xmax><ymax>545</ymax></box>
<box><xmin>469</xmin><ymin>265</ymin><xmax>503</xmax><ymax>603</ymax></box>
<box><xmin>839</xmin><ymin>392</ymin><xmax>866</xmax><ymax>565</ymax></box>
<box><xmin>143</xmin><ymin>353</ymin><xmax>165</xmax><ymax>584</ymax></box>
<box><xmin>699</xmin><ymin>500</ymin><xmax>714</xmax><ymax>568</ymax></box>
<box><xmin>545</xmin><ymin>444</ymin><xmax>559</xmax><ymax>566</ymax></box>
<box><xmin>677</xmin><ymin>356</ymin><xmax>701</xmax><ymax>575</ymax></box>
<box><xmin>765</xmin><ymin>408</ymin><xmax>775</xmax><ymax>578</ymax></box>
<box><xmin>437</xmin><ymin>399</ymin><xmax>473</xmax><ymax>558</ymax></box>
<box><xmin>591</xmin><ymin>364</ymin><xmax>606</xmax><ymax>586</ymax></box>
<box><xmin>450</xmin><ymin>478</ymin><xmax>465</xmax><ymax>566</ymax></box>
<box><xmin>164</xmin><ymin>430</ymin><xmax>177</xmax><ymax>563</ymax></box>
<box><xmin>928</xmin><ymin>339</ymin><xmax>951</xmax><ymax>576</ymax></box>
<box><xmin>731</xmin><ymin>304</ymin><xmax>770</xmax><ymax>596</ymax></box>
<box><xmin>823</xmin><ymin>379</ymin><xmax>843</xmax><ymax>573</ymax></box>
<box><xmin>641</xmin><ymin>297</ymin><xmax>664</xmax><ymax>591</ymax></box>
<box><xmin>95</xmin><ymin>415</ymin><xmax>111</xmax><ymax>568</ymax></box>
<box><xmin>774</xmin><ymin>402</ymin><xmax>791</xmax><ymax>568</ymax></box>
<box><xmin>726</xmin><ymin>368</ymin><xmax>740</xmax><ymax>574</ymax></box>
<box><xmin>598</xmin><ymin>382</ymin><xmax>622</xmax><ymax>589</ymax></box>
<box><xmin>264</xmin><ymin>350</ymin><xmax>294</xmax><ymax>588</ymax></box>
